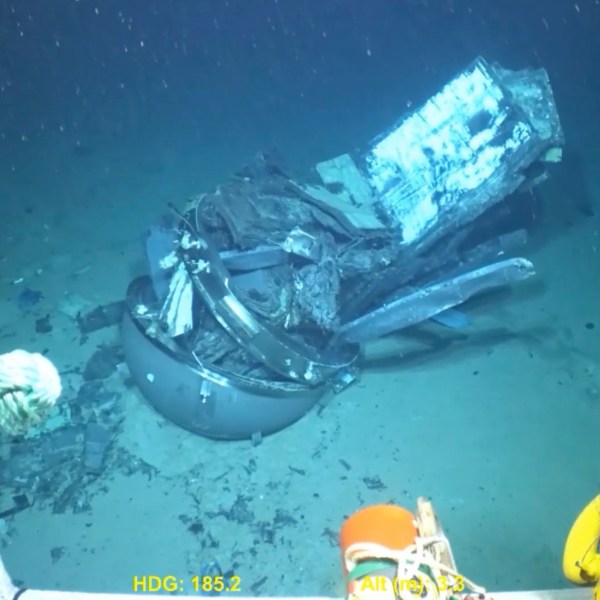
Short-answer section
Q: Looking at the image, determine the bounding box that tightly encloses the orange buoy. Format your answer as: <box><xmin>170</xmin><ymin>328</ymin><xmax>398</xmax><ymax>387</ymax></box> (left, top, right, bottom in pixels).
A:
<box><xmin>340</xmin><ymin>504</ymin><xmax>418</xmax><ymax>576</ymax></box>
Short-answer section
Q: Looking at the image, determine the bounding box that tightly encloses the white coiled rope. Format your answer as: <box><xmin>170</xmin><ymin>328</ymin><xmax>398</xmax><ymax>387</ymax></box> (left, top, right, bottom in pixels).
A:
<box><xmin>345</xmin><ymin>537</ymin><xmax>485</xmax><ymax>600</ymax></box>
<box><xmin>0</xmin><ymin>350</ymin><xmax>62</xmax><ymax>435</ymax></box>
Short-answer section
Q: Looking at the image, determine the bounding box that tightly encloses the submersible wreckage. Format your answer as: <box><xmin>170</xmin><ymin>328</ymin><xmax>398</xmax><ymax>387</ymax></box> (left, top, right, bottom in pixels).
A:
<box><xmin>121</xmin><ymin>56</ymin><xmax>564</xmax><ymax>440</ymax></box>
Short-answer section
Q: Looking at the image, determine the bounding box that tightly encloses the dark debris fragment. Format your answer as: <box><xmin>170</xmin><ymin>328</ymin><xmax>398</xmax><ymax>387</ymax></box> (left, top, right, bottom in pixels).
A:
<box><xmin>363</xmin><ymin>476</ymin><xmax>386</xmax><ymax>490</ymax></box>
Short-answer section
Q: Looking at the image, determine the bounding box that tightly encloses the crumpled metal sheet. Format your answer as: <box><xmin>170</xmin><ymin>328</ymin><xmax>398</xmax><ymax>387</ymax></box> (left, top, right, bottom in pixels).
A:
<box><xmin>362</xmin><ymin>57</ymin><xmax>563</xmax><ymax>248</ymax></box>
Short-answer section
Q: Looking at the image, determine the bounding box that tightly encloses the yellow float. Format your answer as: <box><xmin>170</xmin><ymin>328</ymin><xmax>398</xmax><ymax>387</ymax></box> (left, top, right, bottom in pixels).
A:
<box><xmin>563</xmin><ymin>495</ymin><xmax>600</xmax><ymax>600</ymax></box>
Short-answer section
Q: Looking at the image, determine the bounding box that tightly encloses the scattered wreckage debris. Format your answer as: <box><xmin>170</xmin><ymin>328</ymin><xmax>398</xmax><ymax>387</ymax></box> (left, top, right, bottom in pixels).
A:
<box><xmin>0</xmin><ymin>369</ymin><xmax>133</xmax><ymax>532</ymax></box>
<box><xmin>77</xmin><ymin>301</ymin><xmax>125</xmax><ymax>335</ymax></box>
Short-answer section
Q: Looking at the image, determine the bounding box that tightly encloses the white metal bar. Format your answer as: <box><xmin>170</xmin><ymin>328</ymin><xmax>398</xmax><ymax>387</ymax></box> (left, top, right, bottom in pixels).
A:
<box><xmin>0</xmin><ymin>555</ymin><xmax>592</xmax><ymax>600</ymax></box>
<box><xmin>7</xmin><ymin>592</ymin><xmax>596</xmax><ymax>600</ymax></box>
<box><xmin>6</xmin><ymin>588</ymin><xmax>596</xmax><ymax>600</ymax></box>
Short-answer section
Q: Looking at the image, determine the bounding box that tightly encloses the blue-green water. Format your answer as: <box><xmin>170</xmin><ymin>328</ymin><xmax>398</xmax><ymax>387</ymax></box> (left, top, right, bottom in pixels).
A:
<box><xmin>0</xmin><ymin>0</ymin><xmax>598</xmax><ymax>595</ymax></box>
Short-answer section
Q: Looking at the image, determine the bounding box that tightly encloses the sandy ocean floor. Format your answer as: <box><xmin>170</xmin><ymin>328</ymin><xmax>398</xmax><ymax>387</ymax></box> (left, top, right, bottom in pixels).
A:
<box><xmin>0</xmin><ymin>116</ymin><xmax>599</xmax><ymax>597</ymax></box>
